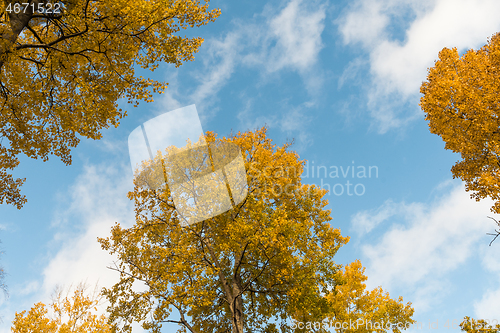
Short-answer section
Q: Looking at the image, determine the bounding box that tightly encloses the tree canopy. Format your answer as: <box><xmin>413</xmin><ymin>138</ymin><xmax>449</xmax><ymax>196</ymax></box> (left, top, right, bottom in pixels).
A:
<box><xmin>421</xmin><ymin>32</ymin><xmax>500</xmax><ymax>331</ymax></box>
<box><xmin>420</xmin><ymin>32</ymin><xmax>500</xmax><ymax>214</ymax></box>
<box><xmin>0</xmin><ymin>0</ymin><xmax>220</xmax><ymax>209</ymax></box>
<box><xmin>99</xmin><ymin>127</ymin><xmax>414</xmax><ymax>333</ymax></box>
<box><xmin>11</xmin><ymin>284</ymin><xmax>111</xmax><ymax>332</ymax></box>
<box><xmin>460</xmin><ymin>317</ymin><xmax>500</xmax><ymax>333</ymax></box>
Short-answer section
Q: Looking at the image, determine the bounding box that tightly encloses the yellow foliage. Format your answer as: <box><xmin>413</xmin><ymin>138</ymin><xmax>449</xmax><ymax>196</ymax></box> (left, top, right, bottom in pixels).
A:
<box><xmin>460</xmin><ymin>317</ymin><xmax>500</xmax><ymax>333</ymax></box>
<box><xmin>98</xmin><ymin>127</ymin><xmax>414</xmax><ymax>333</ymax></box>
<box><xmin>327</xmin><ymin>260</ymin><xmax>414</xmax><ymax>333</ymax></box>
<box><xmin>0</xmin><ymin>0</ymin><xmax>220</xmax><ymax>209</ymax></box>
<box><xmin>420</xmin><ymin>32</ymin><xmax>500</xmax><ymax>213</ymax></box>
<box><xmin>11</xmin><ymin>284</ymin><xmax>111</xmax><ymax>333</ymax></box>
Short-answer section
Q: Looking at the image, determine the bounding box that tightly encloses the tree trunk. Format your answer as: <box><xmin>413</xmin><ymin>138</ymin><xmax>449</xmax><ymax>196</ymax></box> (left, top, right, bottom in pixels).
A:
<box><xmin>231</xmin><ymin>279</ymin><xmax>244</xmax><ymax>333</ymax></box>
<box><xmin>0</xmin><ymin>2</ymin><xmax>37</xmax><ymax>70</ymax></box>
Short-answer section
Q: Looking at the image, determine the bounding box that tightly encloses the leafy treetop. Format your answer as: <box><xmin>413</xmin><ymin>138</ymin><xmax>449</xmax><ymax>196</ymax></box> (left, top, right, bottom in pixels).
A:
<box><xmin>0</xmin><ymin>0</ymin><xmax>220</xmax><ymax>209</ymax></box>
<box><xmin>99</xmin><ymin>127</ymin><xmax>414</xmax><ymax>333</ymax></box>
<box><xmin>420</xmin><ymin>32</ymin><xmax>500</xmax><ymax>214</ymax></box>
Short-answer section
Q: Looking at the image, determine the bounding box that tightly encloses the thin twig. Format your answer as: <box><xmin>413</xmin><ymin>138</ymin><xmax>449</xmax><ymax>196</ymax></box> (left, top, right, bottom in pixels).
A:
<box><xmin>486</xmin><ymin>216</ymin><xmax>500</xmax><ymax>246</ymax></box>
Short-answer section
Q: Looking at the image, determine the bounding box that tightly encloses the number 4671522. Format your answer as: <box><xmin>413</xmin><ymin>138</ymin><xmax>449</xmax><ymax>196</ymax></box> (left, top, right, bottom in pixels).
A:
<box><xmin>4</xmin><ymin>2</ymin><xmax>61</xmax><ymax>15</ymax></box>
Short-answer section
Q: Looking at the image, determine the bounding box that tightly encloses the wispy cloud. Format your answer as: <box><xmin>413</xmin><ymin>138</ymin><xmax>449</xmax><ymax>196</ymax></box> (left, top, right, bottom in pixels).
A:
<box><xmin>236</xmin><ymin>96</ymin><xmax>279</xmax><ymax>131</ymax></box>
<box><xmin>243</xmin><ymin>0</ymin><xmax>327</xmax><ymax>96</ymax></box>
<box><xmin>351</xmin><ymin>199</ymin><xmax>412</xmax><ymax>235</ymax></box>
<box><xmin>266</xmin><ymin>0</ymin><xmax>326</xmax><ymax>73</ymax></box>
<box><xmin>353</xmin><ymin>182</ymin><xmax>495</xmax><ymax>312</ymax></box>
<box><xmin>161</xmin><ymin>0</ymin><xmax>327</xmax><ymax>130</ymax></box>
<box><xmin>336</xmin><ymin>0</ymin><xmax>500</xmax><ymax>133</ymax></box>
<box><xmin>473</xmin><ymin>285</ymin><xmax>500</xmax><ymax>319</ymax></box>
<box><xmin>158</xmin><ymin>25</ymin><xmax>241</xmax><ymax>118</ymax></box>
<box><xmin>474</xmin><ymin>241</ymin><xmax>500</xmax><ymax>318</ymax></box>
<box><xmin>190</xmin><ymin>30</ymin><xmax>241</xmax><ymax>117</ymax></box>
<box><xmin>43</xmin><ymin>163</ymin><xmax>134</xmax><ymax>296</ymax></box>
<box><xmin>0</xmin><ymin>162</ymin><xmax>136</xmax><ymax>332</ymax></box>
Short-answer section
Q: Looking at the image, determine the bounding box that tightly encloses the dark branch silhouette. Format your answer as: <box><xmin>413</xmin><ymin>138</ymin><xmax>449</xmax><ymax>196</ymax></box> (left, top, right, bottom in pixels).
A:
<box><xmin>486</xmin><ymin>216</ymin><xmax>500</xmax><ymax>246</ymax></box>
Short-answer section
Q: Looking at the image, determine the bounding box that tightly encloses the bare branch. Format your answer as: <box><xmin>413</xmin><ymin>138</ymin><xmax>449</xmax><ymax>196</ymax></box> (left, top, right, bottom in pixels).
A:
<box><xmin>487</xmin><ymin>216</ymin><xmax>500</xmax><ymax>246</ymax></box>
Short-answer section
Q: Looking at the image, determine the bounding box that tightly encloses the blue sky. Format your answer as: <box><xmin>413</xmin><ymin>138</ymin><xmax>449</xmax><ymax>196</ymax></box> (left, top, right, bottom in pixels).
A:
<box><xmin>2</xmin><ymin>0</ymin><xmax>500</xmax><ymax>331</ymax></box>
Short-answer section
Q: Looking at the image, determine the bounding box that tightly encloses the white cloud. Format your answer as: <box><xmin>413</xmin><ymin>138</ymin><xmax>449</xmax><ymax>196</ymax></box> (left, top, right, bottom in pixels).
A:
<box><xmin>247</xmin><ymin>0</ymin><xmax>327</xmax><ymax>96</ymax></box>
<box><xmin>17</xmin><ymin>281</ymin><xmax>40</xmax><ymax>297</ymax></box>
<box><xmin>267</xmin><ymin>0</ymin><xmax>326</xmax><ymax>72</ymax></box>
<box><xmin>157</xmin><ymin>71</ymin><xmax>183</xmax><ymax>114</ymax></box>
<box><xmin>351</xmin><ymin>199</ymin><xmax>404</xmax><ymax>235</ymax></box>
<box><xmin>474</xmin><ymin>288</ymin><xmax>500</xmax><ymax>319</ymax></box>
<box><xmin>42</xmin><ymin>163</ymin><xmax>134</xmax><ymax>297</ymax></box>
<box><xmin>0</xmin><ymin>163</ymin><xmax>136</xmax><ymax>333</ymax></box>
<box><xmin>337</xmin><ymin>0</ymin><xmax>389</xmax><ymax>47</ymax></box>
<box><xmin>355</xmin><ymin>183</ymin><xmax>495</xmax><ymax>312</ymax></box>
<box><xmin>237</xmin><ymin>98</ymin><xmax>315</xmax><ymax>152</ymax></box>
<box><xmin>337</xmin><ymin>57</ymin><xmax>367</xmax><ymax>89</ymax></box>
<box><xmin>236</xmin><ymin>97</ymin><xmax>279</xmax><ymax>131</ymax></box>
<box><xmin>279</xmin><ymin>103</ymin><xmax>314</xmax><ymax>151</ymax></box>
<box><xmin>157</xmin><ymin>20</ymin><xmax>241</xmax><ymax>118</ymax></box>
<box><xmin>473</xmin><ymin>237</ymin><xmax>500</xmax><ymax>319</ymax></box>
<box><xmin>337</xmin><ymin>0</ymin><xmax>500</xmax><ymax>132</ymax></box>
<box><xmin>190</xmin><ymin>31</ymin><xmax>241</xmax><ymax>116</ymax></box>
<box><xmin>161</xmin><ymin>0</ymin><xmax>327</xmax><ymax>119</ymax></box>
